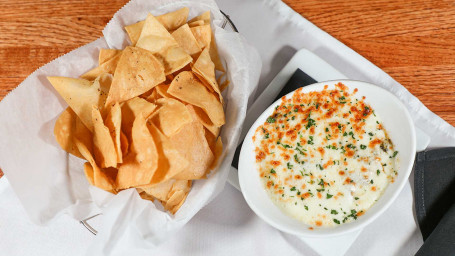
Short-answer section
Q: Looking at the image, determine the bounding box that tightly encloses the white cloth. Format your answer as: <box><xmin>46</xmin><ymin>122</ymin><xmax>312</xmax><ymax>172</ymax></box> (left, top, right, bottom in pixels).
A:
<box><xmin>1</xmin><ymin>0</ymin><xmax>454</xmax><ymax>255</ymax></box>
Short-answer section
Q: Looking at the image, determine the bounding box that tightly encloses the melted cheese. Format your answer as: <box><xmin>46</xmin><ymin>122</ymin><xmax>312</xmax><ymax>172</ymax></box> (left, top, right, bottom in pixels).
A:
<box><xmin>253</xmin><ymin>83</ymin><xmax>399</xmax><ymax>228</ymax></box>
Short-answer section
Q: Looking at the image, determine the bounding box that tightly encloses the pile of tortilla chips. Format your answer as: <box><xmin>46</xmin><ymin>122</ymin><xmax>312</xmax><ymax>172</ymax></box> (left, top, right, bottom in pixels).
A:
<box><xmin>48</xmin><ymin>8</ymin><xmax>227</xmax><ymax>214</ymax></box>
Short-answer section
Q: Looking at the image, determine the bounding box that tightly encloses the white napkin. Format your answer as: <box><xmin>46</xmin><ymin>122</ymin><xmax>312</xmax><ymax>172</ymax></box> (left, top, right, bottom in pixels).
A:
<box><xmin>1</xmin><ymin>0</ymin><xmax>455</xmax><ymax>255</ymax></box>
<box><xmin>0</xmin><ymin>0</ymin><xmax>261</xmax><ymax>255</ymax></box>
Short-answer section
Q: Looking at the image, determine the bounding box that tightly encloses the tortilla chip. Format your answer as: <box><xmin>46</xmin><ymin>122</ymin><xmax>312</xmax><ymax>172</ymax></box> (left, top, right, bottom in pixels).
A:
<box><xmin>168</xmin><ymin>191</ymin><xmax>189</xmax><ymax>214</ymax></box>
<box><xmin>209</xmin><ymin>32</ymin><xmax>225</xmax><ymax>72</ymax></box>
<box><xmin>81</xmin><ymin>54</ymin><xmax>121</xmax><ymax>80</ymax></box>
<box><xmin>147</xmin><ymin>123</ymin><xmax>189</xmax><ymax>184</ymax></box>
<box><xmin>151</xmin><ymin>98</ymin><xmax>192</xmax><ymax>137</ymax></box>
<box><xmin>163</xmin><ymin>43</ymin><xmax>193</xmax><ymax>75</ymax></box>
<box><xmin>125</xmin><ymin>20</ymin><xmax>145</xmax><ymax>46</ymax></box>
<box><xmin>204</xmin><ymin>127</ymin><xmax>217</xmax><ymax>151</ymax></box>
<box><xmin>103</xmin><ymin>167</ymin><xmax>118</xmax><ymax>183</ymax></box>
<box><xmin>186</xmin><ymin>105</ymin><xmax>219</xmax><ymax>137</ymax></box>
<box><xmin>120</xmin><ymin>130</ymin><xmax>129</xmax><ymax>157</ymax></box>
<box><xmin>105</xmin><ymin>103</ymin><xmax>122</xmax><ymax>163</ymax></box>
<box><xmin>83</xmin><ymin>162</ymin><xmax>95</xmax><ymax>186</ymax></box>
<box><xmin>121</xmin><ymin>97</ymin><xmax>157</xmax><ymax>138</ymax></box>
<box><xmin>208</xmin><ymin>136</ymin><xmax>223</xmax><ymax>171</ymax></box>
<box><xmin>171</xmin><ymin>179</ymin><xmax>192</xmax><ymax>193</ymax></box>
<box><xmin>168</xmin><ymin>71</ymin><xmax>225</xmax><ymax>127</ymax></box>
<box><xmin>92</xmin><ymin>106</ymin><xmax>118</xmax><ymax>168</ymax></box>
<box><xmin>47</xmin><ymin>74</ymin><xmax>111</xmax><ymax>132</ymax></box>
<box><xmin>169</xmin><ymin>111</ymin><xmax>214</xmax><ymax>180</ymax></box>
<box><xmin>99</xmin><ymin>49</ymin><xmax>122</xmax><ymax>65</ymax></box>
<box><xmin>190</xmin><ymin>25</ymin><xmax>211</xmax><ymax>49</ymax></box>
<box><xmin>139</xmin><ymin>179</ymin><xmax>175</xmax><ymax>201</ymax></box>
<box><xmin>171</xmin><ymin>24</ymin><xmax>201</xmax><ymax>56</ymax></box>
<box><xmin>188</xmin><ymin>11</ymin><xmax>210</xmax><ymax>24</ymax></box>
<box><xmin>105</xmin><ymin>46</ymin><xmax>165</xmax><ymax>106</ymax></box>
<box><xmin>164</xmin><ymin>180</ymin><xmax>191</xmax><ymax>214</ymax></box>
<box><xmin>73</xmin><ymin>116</ymin><xmax>93</xmax><ymax>156</ymax></box>
<box><xmin>190</xmin><ymin>11</ymin><xmax>223</xmax><ymax>71</ymax></box>
<box><xmin>155</xmin><ymin>84</ymin><xmax>175</xmax><ymax>99</ymax></box>
<box><xmin>136</xmin><ymin>14</ymin><xmax>192</xmax><ymax>75</ymax></box>
<box><xmin>192</xmin><ymin>48</ymin><xmax>223</xmax><ymax>103</ymax></box>
<box><xmin>146</xmin><ymin>89</ymin><xmax>162</xmax><ymax>102</ymax></box>
<box><xmin>125</xmin><ymin>8</ymin><xmax>189</xmax><ymax>46</ymax></box>
<box><xmin>156</xmin><ymin>7</ymin><xmax>189</xmax><ymax>31</ymax></box>
<box><xmin>165</xmin><ymin>190</ymin><xmax>185</xmax><ymax>212</ymax></box>
<box><xmin>217</xmin><ymin>72</ymin><xmax>230</xmax><ymax>92</ymax></box>
<box><xmin>54</xmin><ymin>107</ymin><xmax>83</xmax><ymax>158</ymax></box>
<box><xmin>138</xmin><ymin>190</ymin><xmax>156</xmax><ymax>201</ymax></box>
<box><xmin>188</xmin><ymin>20</ymin><xmax>204</xmax><ymax>27</ymax></box>
<box><xmin>116</xmin><ymin>113</ymin><xmax>159</xmax><ymax>189</ymax></box>
<box><xmin>75</xmin><ymin>136</ymin><xmax>115</xmax><ymax>193</ymax></box>
<box><xmin>220</xmin><ymin>79</ymin><xmax>230</xmax><ymax>92</ymax></box>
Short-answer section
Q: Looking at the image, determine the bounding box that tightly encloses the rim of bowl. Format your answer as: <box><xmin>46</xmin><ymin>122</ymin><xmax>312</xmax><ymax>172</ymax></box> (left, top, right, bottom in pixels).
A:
<box><xmin>238</xmin><ymin>79</ymin><xmax>416</xmax><ymax>237</ymax></box>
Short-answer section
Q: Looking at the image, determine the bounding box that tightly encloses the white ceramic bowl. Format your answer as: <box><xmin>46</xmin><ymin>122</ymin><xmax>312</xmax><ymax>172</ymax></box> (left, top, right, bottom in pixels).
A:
<box><xmin>238</xmin><ymin>80</ymin><xmax>416</xmax><ymax>237</ymax></box>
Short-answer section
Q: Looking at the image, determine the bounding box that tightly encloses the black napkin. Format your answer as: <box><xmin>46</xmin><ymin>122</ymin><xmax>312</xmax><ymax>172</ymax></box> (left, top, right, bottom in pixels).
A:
<box><xmin>231</xmin><ymin>69</ymin><xmax>317</xmax><ymax>169</ymax></box>
<box><xmin>414</xmin><ymin>148</ymin><xmax>455</xmax><ymax>256</ymax></box>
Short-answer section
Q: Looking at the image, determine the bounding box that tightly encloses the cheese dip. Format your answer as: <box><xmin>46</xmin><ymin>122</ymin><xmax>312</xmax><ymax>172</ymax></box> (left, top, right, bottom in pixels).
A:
<box><xmin>253</xmin><ymin>83</ymin><xmax>399</xmax><ymax>228</ymax></box>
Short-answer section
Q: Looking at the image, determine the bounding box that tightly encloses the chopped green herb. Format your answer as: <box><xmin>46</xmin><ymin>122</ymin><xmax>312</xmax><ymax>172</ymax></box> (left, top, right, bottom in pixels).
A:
<box><xmin>270</xmin><ymin>169</ymin><xmax>276</xmax><ymax>174</ymax></box>
<box><xmin>333</xmin><ymin>219</ymin><xmax>340</xmax><ymax>224</ymax></box>
<box><xmin>360</xmin><ymin>144</ymin><xmax>367</xmax><ymax>149</ymax></box>
<box><xmin>266</xmin><ymin>117</ymin><xmax>276</xmax><ymax>123</ymax></box>
<box><xmin>347</xmin><ymin>144</ymin><xmax>356</xmax><ymax>149</ymax></box>
<box><xmin>290</xmin><ymin>186</ymin><xmax>296</xmax><ymax>191</ymax></box>
<box><xmin>327</xmin><ymin>193</ymin><xmax>333</xmax><ymax>199</ymax></box>
<box><xmin>306</xmin><ymin>118</ymin><xmax>316</xmax><ymax>129</ymax></box>
<box><xmin>308</xmin><ymin>136</ymin><xmax>314</xmax><ymax>145</ymax></box>
<box><xmin>377</xmin><ymin>169</ymin><xmax>380</xmax><ymax>175</ymax></box>
<box><xmin>281</xmin><ymin>143</ymin><xmax>292</xmax><ymax>149</ymax></box>
<box><xmin>364</xmin><ymin>106</ymin><xmax>370</xmax><ymax>116</ymax></box>
<box><xmin>318</xmin><ymin>179</ymin><xmax>325</xmax><ymax>187</ymax></box>
<box><xmin>392</xmin><ymin>151</ymin><xmax>398</xmax><ymax>157</ymax></box>
<box><xmin>287</xmin><ymin>162</ymin><xmax>293</xmax><ymax>169</ymax></box>
<box><xmin>304</xmin><ymin>205</ymin><xmax>309</xmax><ymax>211</ymax></box>
<box><xmin>331</xmin><ymin>210</ymin><xmax>339</xmax><ymax>215</ymax></box>
<box><xmin>368</xmin><ymin>132</ymin><xmax>374</xmax><ymax>136</ymax></box>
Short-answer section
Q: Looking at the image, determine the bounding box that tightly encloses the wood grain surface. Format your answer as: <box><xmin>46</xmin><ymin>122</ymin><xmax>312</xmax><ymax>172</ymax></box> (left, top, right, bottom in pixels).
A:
<box><xmin>0</xmin><ymin>0</ymin><xmax>454</xmax><ymax>178</ymax></box>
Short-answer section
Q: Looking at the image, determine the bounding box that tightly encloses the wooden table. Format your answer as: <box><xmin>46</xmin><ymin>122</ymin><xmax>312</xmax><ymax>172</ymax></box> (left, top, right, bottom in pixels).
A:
<box><xmin>0</xmin><ymin>0</ymin><xmax>454</xmax><ymax>178</ymax></box>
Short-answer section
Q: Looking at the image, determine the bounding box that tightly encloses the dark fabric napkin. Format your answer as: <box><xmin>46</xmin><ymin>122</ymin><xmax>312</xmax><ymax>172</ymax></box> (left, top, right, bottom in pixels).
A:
<box><xmin>414</xmin><ymin>148</ymin><xmax>455</xmax><ymax>256</ymax></box>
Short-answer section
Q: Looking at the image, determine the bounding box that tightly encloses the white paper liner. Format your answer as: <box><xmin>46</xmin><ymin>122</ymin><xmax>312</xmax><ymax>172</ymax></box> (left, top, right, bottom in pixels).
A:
<box><xmin>0</xmin><ymin>0</ymin><xmax>261</xmax><ymax>254</ymax></box>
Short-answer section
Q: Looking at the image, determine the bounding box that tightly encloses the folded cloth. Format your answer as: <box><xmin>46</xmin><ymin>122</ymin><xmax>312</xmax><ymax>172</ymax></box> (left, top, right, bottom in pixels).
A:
<box><xmin>414</xmin><ymin>148</ymin><xmax>455</xmax><ymax>255</ymax></box>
